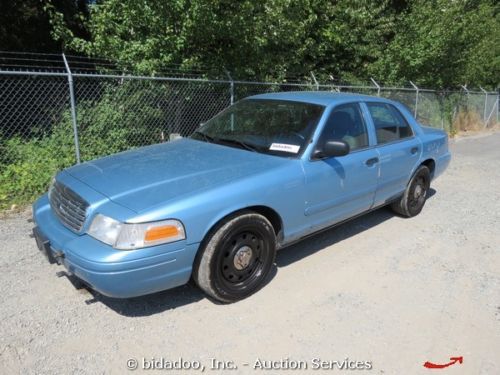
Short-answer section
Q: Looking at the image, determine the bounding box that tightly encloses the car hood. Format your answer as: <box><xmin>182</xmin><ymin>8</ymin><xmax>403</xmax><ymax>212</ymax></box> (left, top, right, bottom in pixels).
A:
<box><xmin>65</xmin><ymin>139</ymin><xmax>288</xmax><ymax>213</ymax></box>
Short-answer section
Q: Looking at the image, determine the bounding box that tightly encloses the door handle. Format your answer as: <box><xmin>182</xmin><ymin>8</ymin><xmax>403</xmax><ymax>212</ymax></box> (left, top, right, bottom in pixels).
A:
<box><xmin>365</xmin><ymin>157</ymin><xmax>379</xmax><ymax>166</ymax></box>
<box><xmin>411</xmin><ymin>146</ymin><xmax>419</xmax><ymax>154</ymax></box>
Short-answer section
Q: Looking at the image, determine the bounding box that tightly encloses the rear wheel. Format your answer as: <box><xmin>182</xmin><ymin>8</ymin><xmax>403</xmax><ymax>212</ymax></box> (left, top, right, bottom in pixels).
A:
<box><xmin>193</xmin><ymin>212</ymin><xmax>276</xmax><ymax>303</ymax></box>
<box><xmin>391</xmin><ymin>165</ymin><xmax>431</xmax><ymax>217</ymax></box>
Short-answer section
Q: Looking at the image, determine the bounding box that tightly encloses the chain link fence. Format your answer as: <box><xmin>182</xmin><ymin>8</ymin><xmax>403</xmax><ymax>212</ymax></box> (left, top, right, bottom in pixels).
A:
<box><xmin>72</xmin><ymin>75</ymin><xmax>233</xmax><ymax>161</ymax></box>
<box><xmin>0</xmin><ymin>53</ymin><xmax>498</xmax><ymax>209</ymax></box>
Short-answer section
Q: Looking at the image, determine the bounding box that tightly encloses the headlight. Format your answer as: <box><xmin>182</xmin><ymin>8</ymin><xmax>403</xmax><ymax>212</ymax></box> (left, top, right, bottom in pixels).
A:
<box><xmin>87</xmin><ymin>214</ymin><xmax>185</xmax><ymax>250</ymax></box>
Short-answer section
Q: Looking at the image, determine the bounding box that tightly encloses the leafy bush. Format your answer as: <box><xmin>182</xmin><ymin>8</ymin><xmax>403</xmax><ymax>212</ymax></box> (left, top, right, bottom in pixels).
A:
<box><xmin>0</xmin><ymin>125</ymin><xmax>75</xmax><ymax>210</ymax></box>
<box><xmin>0</xmin><ymin>81</ymin><xmax>167</xmax><ymax>210</ymax></box>
<box><xmin>76</xmin><ymin>80</ymin><xmax>166</xmax><ymax>160</ymax></box>
<box><xmin>452</xmin><ymin>111</ymin><xmax>483</xmax><ymax>133</ymax></box>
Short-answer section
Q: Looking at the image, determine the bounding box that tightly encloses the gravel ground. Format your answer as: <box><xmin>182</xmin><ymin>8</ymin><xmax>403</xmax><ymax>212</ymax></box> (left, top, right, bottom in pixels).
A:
<box><xmin>1</xmin><ymin>132</ymin><xmax>499</xmax><ymax>375</ymax></box>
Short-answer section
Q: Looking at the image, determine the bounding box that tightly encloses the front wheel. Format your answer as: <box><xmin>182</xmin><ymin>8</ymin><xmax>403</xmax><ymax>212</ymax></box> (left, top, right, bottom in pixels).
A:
<box><xmin>391</xmin><ymin>165</ymin><xmax>431</xmax><ymax>217</ymax></box>
<box><xmin>193</xmin><ymin>212</ymin><xmax>276</xmax><ymax>303</ymax></box>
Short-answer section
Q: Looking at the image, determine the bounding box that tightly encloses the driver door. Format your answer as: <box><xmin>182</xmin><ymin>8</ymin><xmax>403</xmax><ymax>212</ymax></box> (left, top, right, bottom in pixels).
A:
<box><xmin>302</xmin><ymin>102</ymin><xmax>379</xmax><ymax>231</ymax></box>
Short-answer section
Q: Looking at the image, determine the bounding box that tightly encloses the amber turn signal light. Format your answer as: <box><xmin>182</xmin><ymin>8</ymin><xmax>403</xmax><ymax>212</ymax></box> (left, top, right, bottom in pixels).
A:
<box><xmin>144</xmin><ymin>225</ymin><xmax>181</xmax><ymax>242</ymax></box>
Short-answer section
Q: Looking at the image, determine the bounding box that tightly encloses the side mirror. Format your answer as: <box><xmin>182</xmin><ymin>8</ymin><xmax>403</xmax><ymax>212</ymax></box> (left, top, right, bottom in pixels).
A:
<box><xmin>313</xmin><ymin>139</ymin><xmax>350</xmax><ymax>159</ymax></box>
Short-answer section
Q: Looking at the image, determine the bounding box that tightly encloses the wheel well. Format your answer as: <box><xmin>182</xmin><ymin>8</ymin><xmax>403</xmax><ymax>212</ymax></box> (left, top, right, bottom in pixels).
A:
<box><xmin>246</xmin><ymin>205</ymin><xmax>283</xmax><ymax>240</ymax></box>
<box><xmin>421</xmin><ymin>159</ymin><xmax>435</xmax><ymax>179</ymax></box>
<box><xmin>205</xmin><ymin>206</ymin><xmax>284</xmax><ymax>244</ymax></box>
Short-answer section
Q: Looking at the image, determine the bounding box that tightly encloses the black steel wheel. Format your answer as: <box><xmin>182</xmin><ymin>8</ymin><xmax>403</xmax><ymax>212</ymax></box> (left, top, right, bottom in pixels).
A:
<box><xmin>391</xmin><ymin>165</ymin><xmax>431</xmax><ymax>217</ymax></box>
<box><xmin>193</xmin><ymin>212</ymin><xmax>276</xmax><ymax>303</ymax></box>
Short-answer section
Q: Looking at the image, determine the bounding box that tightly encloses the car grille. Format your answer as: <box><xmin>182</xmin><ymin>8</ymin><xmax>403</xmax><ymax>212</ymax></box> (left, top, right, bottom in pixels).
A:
<box><xmin>49</xmin><ymin>181</ymin><xmax>89</xmax><ymax>232</ymax></box>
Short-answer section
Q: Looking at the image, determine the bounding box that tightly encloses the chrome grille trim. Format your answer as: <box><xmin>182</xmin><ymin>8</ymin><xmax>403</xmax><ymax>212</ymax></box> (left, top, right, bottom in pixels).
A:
<box><xmin>49</xmin><ymin>181</ymin><xmax>89</xmax><ymax>232</ymax></box>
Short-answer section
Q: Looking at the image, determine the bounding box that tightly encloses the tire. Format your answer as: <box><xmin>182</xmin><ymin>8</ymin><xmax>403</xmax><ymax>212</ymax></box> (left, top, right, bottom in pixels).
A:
<box><xmin>391</xmin><ymin>165</ymin><xmax>431</xmax><ymax>217</ymax></box>
<box><xmin>193</xmin><ymin>212</ymin><xmax>277</xmax><ymax>303</ymax></box>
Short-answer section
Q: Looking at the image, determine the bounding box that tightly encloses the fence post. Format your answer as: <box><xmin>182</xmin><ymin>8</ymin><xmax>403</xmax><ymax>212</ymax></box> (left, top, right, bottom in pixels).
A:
<box><xmin>328</xmin><ymin>75</ymin><xmax>340</xmax><ymax>92</ymax></box>
<box><xmin>62</xmin><ymin>53</ymin><xmax>81</xmax><ymax>164</ymax></box>
<box><xmin>409</xmin><ymin>81</ymin><xmax>419</xmax><ymax>119</ymax></box>
<box><xmin>310</xmin><ymin>72</ymin><xmax>319</xmax><ymax>90</ymax></box>
<box><xmin>439</xmin><ymin>91</ymin><xmax>445</xmax><ymax>130</ymax></box>
<box><xmin>225</xmin><ymin>70</ymin><xmax>235</xmax><ymax>131</ymax></box>
<box><xmin>225</xmin><ymin>70</ymin><xmax>234</xmax><ymax>105</ymax></box>
<box><xmin>480</xmin><ymin>87</ymin><xmax>488</xmax><ymax>127</ymax></box>
<box><xmin>484</xmin><ymin>95</ymin><xmax>498</xmax><ymax>128</ymax></box>
<box><xmin>460</xmin><ymin>84</ymin><xmax>469</xmax><ymax>112</ymax></box>
<box><xmin>370</xmin><ymin>78</ymin><xmax>381</xmax><ymax>97</ymax></box>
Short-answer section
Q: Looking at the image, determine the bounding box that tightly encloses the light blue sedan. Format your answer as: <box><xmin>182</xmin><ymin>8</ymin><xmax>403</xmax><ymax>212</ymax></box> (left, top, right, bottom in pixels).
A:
<box><xmin>33</xmin><ymin>92</ymin><xmax>451</xmax><ymax>303</ymax></box>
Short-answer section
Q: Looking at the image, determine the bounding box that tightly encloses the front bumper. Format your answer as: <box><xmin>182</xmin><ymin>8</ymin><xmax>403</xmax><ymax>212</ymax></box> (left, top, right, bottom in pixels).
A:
<box><xmin>33</xmin><ymin>195</ymin><xmax>200</xmax><ymax>298</ymax></box>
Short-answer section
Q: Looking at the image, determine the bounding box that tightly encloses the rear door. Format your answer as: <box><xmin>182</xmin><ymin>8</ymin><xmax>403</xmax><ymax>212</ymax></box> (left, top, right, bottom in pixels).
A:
<box><xmin>364</xmin><ymin>102</ymin><xmax>421</xmax><ymax>206</ymax></box>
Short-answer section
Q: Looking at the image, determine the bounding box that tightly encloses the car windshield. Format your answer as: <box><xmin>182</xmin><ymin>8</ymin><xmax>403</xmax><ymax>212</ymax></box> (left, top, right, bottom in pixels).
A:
<box><xmin>191</xmin><ymin>99</ymin><xmax>324</xmax><ymax>157</ymax></box>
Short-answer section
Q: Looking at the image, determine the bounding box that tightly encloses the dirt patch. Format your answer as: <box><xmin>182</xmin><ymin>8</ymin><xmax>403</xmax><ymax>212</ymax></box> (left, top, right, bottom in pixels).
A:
<box><xmin>1</xmin><ymin>132</ymin><xmax>499</xmax><ymax>374</ymax></box>
<box><xmin>451</xmin><ymin>110</ymin><xmax>499</xmax><ymax>137</ymax></box>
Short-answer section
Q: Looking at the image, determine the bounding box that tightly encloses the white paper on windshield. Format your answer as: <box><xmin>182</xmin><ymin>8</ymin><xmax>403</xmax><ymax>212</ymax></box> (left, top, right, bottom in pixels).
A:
<box><xmin>269</xmin><ymin>143</ymin><xmax>300</xmax><ymax>154</ymax></box>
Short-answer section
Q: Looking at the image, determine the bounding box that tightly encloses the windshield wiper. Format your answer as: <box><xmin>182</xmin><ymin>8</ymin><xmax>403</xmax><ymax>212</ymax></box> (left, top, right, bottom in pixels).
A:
<box><xmin>192</xmin><ymin>130</ymin><xmax>215</xmax><ymax>143</ymax></box>
<box><xmin>194</xmin><ymin>131</ymin><xmax>261</xmax><ymax>153</ymax></box>
<box><xmin>216</xmin><ymin>137</ymin><xmax>260</xmax><ymax>153</ymax></box>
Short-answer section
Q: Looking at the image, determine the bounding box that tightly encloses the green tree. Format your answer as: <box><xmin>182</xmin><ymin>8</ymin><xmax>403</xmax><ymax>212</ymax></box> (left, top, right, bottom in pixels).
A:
<box><xmin>46</xmin><ymin>0</ymin><xmax>398</xmax><ymax>81</ymax></box>
<box><xmin>371</xmin><ymin>0</ymin><xmax>500</xmax><ymax>88</ymax></box>
<box><xmin>46</xmin><ymin>0</ymin><xmax>499</xmax><ymax>88</ymax></box>
<box><xmin>0</xmin><ymin>0</ymin><xmax>88</xmax><ymax>52</ymax></box>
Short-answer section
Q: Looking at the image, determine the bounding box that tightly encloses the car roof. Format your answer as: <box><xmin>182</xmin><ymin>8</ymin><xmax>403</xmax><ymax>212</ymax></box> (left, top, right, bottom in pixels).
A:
<box><xmin>248</xmin><ymin>91</ymin><xmax>393</xmax><ymax>106</ymax></box>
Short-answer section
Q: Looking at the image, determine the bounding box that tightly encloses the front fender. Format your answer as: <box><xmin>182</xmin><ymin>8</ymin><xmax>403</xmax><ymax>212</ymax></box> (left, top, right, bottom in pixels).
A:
<box><xmin>129</xmin><ymin>161</ymin><xmax>306</xmax><ymax>246</ymax></box>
